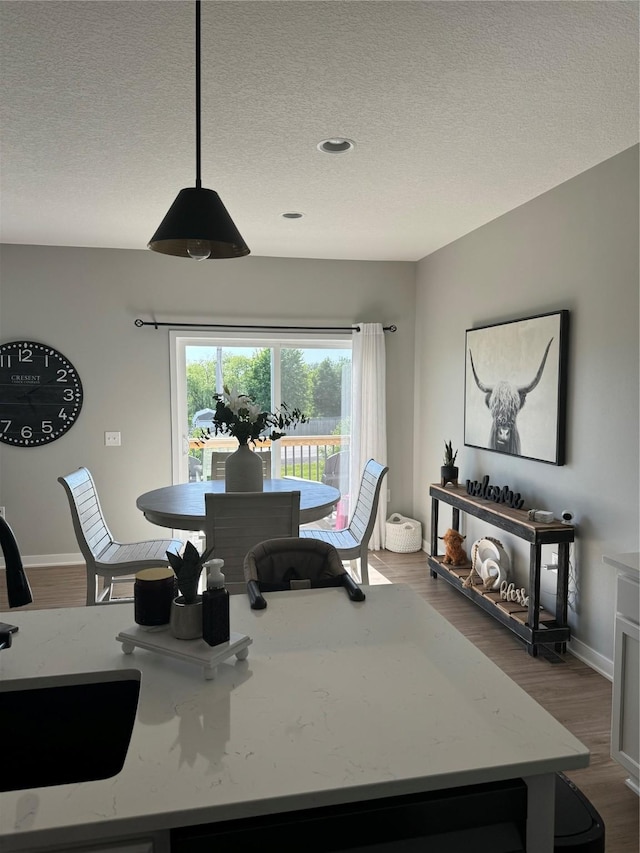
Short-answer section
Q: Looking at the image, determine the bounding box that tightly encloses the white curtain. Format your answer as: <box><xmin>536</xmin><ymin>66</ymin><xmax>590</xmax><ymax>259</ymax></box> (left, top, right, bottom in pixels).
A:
<box><xmin>350</xmin><ymin>323</ymin><xmax>388</xmax><ymax>550</ymax></box>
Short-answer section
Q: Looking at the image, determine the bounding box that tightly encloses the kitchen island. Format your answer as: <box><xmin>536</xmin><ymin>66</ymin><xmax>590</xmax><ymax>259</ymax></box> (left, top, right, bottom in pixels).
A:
<box><xmin>0</xmin><ymin>584</ymin><xmax>589</xmax><ymax>852</ymax></box>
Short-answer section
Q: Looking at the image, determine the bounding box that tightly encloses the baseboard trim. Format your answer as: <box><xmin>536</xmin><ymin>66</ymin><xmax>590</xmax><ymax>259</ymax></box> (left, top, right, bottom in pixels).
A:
<box><xmin>0</xmin><ymin>552</ymin><xmax>84</xmax><ymax>570</ymax></box>
<box><xmin>567</xmin><ymin>636</ymin><xmax>613</xmax><ymax>681</ymax></box>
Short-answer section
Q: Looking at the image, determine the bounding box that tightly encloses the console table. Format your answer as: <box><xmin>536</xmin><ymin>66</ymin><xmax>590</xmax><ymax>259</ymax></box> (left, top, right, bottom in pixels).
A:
<box><xmin>428</xmin><ymin>483</ymin><xmax>575</xmax><ymax>657</ymax></box>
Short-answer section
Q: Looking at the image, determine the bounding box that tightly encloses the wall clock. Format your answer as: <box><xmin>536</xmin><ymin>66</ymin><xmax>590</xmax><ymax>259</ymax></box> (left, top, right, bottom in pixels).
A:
<box><xmin>0</xmin><ymin>340</ymin><xmax>83</xmax><ymax>447</ymax></box>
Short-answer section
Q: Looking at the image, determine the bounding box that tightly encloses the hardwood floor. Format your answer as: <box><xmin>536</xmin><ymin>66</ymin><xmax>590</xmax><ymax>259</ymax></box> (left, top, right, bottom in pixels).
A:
<box><xmin>2</xmin><ymin>552</ymin><xmax>638</xmax><ymax>851</ymax></box>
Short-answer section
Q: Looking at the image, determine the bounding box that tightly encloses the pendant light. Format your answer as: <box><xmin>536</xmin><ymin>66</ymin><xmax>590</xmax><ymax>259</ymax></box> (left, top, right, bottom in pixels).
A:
<box><xmin>148</xmin><ymin>0</ymin><xmax>250</xmax><ymax>260</ymax></box>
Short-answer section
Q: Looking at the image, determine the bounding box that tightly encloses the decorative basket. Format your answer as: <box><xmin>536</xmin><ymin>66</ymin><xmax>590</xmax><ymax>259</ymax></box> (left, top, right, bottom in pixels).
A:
<box><xmin>385</xmin><ymin>513</ymin><xmax>422</xmax><ymax>553</ymax></box>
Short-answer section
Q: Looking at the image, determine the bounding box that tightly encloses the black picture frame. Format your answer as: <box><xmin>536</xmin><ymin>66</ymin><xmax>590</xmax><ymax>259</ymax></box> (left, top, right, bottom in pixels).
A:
<box><xmin>464</xmin><ymin>310</ymin><xmax>569</xmax><ymax>465</ymax></box>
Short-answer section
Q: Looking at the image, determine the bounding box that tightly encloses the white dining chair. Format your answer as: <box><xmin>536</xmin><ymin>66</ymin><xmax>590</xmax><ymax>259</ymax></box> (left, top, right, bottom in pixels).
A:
<box><xmin>300</xmin><ymin>459</ymin><xmax>388</xmax><ymax>584</ymax></box>
<box><xmin>58</xmin><ymin>467</ymin><xmax>183</xmax><ymax>606</ymax></box>
<box><xmin>203</xmin><ymin>490</ymin><xmax>300</xmax><ymax>594</ymax></box>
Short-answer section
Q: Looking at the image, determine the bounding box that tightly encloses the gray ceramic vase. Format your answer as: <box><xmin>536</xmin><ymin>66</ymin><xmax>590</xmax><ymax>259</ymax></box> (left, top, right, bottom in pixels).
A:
<box><xmin>225</xmin><ymin>443</ymin><xmax>264</xmax><ymax>492</ymax></box>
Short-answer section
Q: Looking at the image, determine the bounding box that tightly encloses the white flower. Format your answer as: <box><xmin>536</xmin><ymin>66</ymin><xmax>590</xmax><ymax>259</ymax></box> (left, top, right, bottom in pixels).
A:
<box><xmin>244</xmin><ymin>401</ymin><xmax>262</xmax><ymax>421</ymax></box>
<box><xmin>224</xmin><ymin>387</ymin><xmax>249</xmax><ymax>417</ymax></box>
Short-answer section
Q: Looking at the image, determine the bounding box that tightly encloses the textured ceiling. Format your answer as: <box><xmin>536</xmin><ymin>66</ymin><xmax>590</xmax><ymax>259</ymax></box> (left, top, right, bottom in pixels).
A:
<box><xmin>1</xmin><ymin>1</ymin><xmax>638</xmax><ymax>261</ymax></box>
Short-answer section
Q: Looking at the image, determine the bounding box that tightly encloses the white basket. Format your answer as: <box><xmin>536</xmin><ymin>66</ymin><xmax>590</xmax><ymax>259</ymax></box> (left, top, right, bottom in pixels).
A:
<box><xmin>385</xmin><ymin>513</ymin><xmax>422</xmax><ymax>553</ymax></box>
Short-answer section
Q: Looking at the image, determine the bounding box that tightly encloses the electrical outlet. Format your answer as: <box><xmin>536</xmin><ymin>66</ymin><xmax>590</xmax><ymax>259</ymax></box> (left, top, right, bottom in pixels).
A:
<box><xmin>541</xmin><ymin>544</ymin><xmax>559</xmax><ymax>571</ymax></box>
<box><xmin>104</xmin><ymin>431</ymin><xmax>121</xmax><ymax>447</ymax></box>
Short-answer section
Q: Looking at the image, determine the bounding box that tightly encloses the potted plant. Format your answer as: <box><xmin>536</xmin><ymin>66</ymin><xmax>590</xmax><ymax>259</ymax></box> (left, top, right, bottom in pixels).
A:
<box><xmin>441</xmin><ymin>441</ymin><xmax>459</xmax><ymax>486</ymax></box>
<box><xmin>197</xmin><ymin>386</ymin><xmax>308</xmax><ymax>492</ymax></box>
<box><xmin>166</xmin><ymin>541</ymin><xmax>214</xmax><ymax>639</ymax></box>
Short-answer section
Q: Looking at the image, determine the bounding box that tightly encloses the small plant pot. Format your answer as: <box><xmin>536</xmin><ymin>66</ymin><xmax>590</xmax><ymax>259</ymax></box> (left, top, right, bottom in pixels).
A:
<box><xmin>169</xmin><ymin>595</ymin><xmax>203</xmax><ymax>640</ymax></box>
<box><xmin>441</xmin><ymin>465</ymin><xmax>459</xmax><ymax>487</ymax></box>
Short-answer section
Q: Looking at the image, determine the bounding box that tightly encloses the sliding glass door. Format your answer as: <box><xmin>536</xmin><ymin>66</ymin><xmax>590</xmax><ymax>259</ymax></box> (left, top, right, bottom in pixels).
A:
<box><xmin>170</xmin><ymin>331</ymin><xmax>352</xmax><ymax>489</ymax></box>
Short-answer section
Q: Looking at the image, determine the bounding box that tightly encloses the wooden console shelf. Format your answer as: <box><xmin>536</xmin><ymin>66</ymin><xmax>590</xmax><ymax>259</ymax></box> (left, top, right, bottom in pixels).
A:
<box><xmin>428</xmin><ymin>483</ymin><xmax>575</xmax><ymax>657</ymax></box>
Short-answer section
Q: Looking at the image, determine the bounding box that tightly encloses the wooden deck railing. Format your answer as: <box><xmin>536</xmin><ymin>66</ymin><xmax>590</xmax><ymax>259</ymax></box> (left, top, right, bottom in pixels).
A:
<box><xmin>189</xmin><ymin>434</ymin><xmax>350</xmax><ymax>482</ymax></box>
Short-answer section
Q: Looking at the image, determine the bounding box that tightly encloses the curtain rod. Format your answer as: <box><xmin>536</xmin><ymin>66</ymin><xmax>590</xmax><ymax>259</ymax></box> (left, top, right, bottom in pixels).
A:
<box><xmin>134</xmin><ymin>319</ymin><xmax>397</xmax><ymax>333</ymax></box>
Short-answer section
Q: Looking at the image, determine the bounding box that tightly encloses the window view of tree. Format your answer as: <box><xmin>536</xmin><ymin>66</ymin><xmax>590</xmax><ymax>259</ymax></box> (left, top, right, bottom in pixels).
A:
<box><xmin>281</xmin><ymin>349</ymin><xmax>312</xmax><ymax>415</ymax></box>
<box><xmin>310</xmin><ymin>357</ymin><xmax>348</xmax><ymax>416</ymax></box>
<box><xmin>224</xmin><ymin>354</ymin><xmax>253</xmax><ymax>393</ymax></box>
<box><xmin>186</xmin><ymin>359</ymin><xmax>218</xmax><ymax>419</ymax></box>
<box><xmin>184</xmin><ymin>341</ymin><xmax>351</xmax><ymax>484</ymax></box>
<box><xmin>186</xmin><ymin>347</ymin><xmax>348</xmax><ymax>428</ymax></box>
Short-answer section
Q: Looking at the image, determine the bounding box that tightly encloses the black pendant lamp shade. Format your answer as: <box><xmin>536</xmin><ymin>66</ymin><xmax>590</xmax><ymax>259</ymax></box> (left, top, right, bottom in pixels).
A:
<box><xmin>148</xmin><ymin>188</ymin><xmax>250</xmax><ymax>259</ymax></box>
<box><xmin>148</xmin><ymin>1</ymin><xmax>249</xmax><ymax>260</ymax></box>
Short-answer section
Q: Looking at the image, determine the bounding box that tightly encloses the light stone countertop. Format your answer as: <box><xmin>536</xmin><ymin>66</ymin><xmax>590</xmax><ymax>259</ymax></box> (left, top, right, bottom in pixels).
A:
<box><xmin>0</xmin><ymin>584</ymin><xmax>589</xmax><ymax>852</ymax></box>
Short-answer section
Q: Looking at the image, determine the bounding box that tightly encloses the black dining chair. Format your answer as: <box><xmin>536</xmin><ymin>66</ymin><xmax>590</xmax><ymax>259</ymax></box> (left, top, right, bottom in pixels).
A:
<box><xmin>243</xmin><ymin>537</ymin><xmax>365</xmax><ymax>610</ymax></box>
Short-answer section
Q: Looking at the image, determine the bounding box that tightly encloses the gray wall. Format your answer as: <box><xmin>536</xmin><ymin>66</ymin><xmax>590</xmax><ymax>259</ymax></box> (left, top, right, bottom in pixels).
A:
<box><xmin>0</xmin><ymin>250</ymin><xmax>416</xmax><ymax>557</ymax></box>
<box><xmin>413</xmin><ymin>145</ymin><xmax>639</xmax><ymax>672</ymax></box>
<box><xmin>1</xmin><ymin>146</ymin><xmax>637</xmax><ymax>670</ymax></box>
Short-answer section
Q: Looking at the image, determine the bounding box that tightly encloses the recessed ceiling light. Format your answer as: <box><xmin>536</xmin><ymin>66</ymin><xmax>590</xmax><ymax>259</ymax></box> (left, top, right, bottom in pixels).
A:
<box><xmin>282</xmin><ymin>212</ymin><xmax>304</xmax><ymax>219</ymax></box>
<box><xmin>317</xmin><ymin>138</ymin><xmax>355</xmax><ymax>154</ymax></box>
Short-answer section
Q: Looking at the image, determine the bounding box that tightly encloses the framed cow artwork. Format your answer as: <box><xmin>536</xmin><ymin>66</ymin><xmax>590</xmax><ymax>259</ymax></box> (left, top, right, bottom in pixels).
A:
<box><xmin>464</xmin><ymin>310</ymin><xmax>569</xmax><ymax>466</ymax></box>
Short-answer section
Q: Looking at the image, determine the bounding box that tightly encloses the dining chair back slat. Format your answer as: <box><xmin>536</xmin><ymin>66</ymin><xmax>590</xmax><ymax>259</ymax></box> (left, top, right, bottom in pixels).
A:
<box><xmin>300</xmin><ymin>459</ymin><xmax>388</xmax><ymax>584</ymax></box>
<box><xmin>204</xmin><ymin>490</ymin><xmax>300</xmax><ymax>593</ymax></box>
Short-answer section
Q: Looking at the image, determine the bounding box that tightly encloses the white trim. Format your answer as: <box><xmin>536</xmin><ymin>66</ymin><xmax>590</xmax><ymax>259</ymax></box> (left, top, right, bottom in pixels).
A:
<box><xmin>169</xmin><ymin>329</ymin><xmax>188</xmax><ymax>486</ymax></box>
<box><xmin>169</xmin><ymin>330</ymin><xmax>353</xmax><ymax>485</ymax></box>
<box><xmin>0</xmin><ymin>553</ymin><xmax>83</xmax><ymax>569</ymax></box>
<box><xmin>568</xmin><ymin>636</ymin><xmax>613</xmax><ymax>680</ymax></box>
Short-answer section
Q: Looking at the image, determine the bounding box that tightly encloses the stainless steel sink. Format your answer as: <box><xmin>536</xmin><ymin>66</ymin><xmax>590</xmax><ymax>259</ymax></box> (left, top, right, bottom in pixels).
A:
<box><xmin>0</xmin><ymin>669</ymin><xmax>141</xmax><ymax>792</ymax></box>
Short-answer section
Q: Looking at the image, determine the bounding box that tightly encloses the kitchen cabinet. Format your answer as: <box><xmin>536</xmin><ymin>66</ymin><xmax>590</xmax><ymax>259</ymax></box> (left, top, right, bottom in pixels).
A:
<box><xmin>604</xmin><ymin>552</ymin><xmax>639</xmax><ymax>795</ymax></box>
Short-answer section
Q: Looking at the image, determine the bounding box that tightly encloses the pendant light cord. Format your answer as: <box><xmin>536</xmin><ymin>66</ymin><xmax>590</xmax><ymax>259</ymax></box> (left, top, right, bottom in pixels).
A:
<box><xmin>148</xmin><ymin>0</ymin><xmax>250</xmax><ymax>257</ymax></box>
<box><xmin>195</xmin><ymin>0</ymin><xmax>202</xmax><ymax>190</ymax></box>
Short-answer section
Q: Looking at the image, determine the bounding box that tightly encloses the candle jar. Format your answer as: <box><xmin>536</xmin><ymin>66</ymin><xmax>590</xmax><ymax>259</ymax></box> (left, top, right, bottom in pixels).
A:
<box><xmin>134</xmin><ymin>568</ymin><xmax>176</xmax><ymax>627</ymax></box>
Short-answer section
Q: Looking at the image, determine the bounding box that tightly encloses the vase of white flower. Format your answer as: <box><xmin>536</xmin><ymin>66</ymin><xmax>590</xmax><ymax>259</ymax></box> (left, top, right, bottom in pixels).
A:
<box><xmin>196</xmin><ymin>386</ymin><xmax>308</xmax><ymax>493</ymax></box>
<box><xmin>225</xmin><ymin>441</ymin><xmax>264</xmax><ymax>492</ymax></box>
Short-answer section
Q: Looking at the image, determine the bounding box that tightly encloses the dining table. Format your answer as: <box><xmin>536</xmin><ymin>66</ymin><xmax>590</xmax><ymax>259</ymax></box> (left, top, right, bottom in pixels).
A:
<box><xmin>136</xmin><ymin>478</ymin><xmax>340</xmax><ymax>532</ymax></box>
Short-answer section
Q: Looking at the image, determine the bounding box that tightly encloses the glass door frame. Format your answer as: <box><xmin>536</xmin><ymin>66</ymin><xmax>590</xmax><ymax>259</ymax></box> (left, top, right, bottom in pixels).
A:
<box><xmin>170</xmin><ymin>329</ymin><xmax>352</xmax><ymax>485</ymax></box>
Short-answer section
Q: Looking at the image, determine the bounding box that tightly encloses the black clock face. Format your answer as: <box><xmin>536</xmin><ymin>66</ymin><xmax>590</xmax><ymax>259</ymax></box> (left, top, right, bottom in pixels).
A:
<box><xmin>0</xmin><ymin>341</ymin><xmax>83</xmax><ymax>447</ymax></box>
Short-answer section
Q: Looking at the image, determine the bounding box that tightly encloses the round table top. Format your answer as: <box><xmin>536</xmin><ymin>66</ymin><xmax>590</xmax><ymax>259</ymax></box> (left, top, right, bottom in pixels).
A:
<box><xmin>136</xmin><ymin>478</ymin><xmax>340</xmax><ymax>530</ymax></box>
